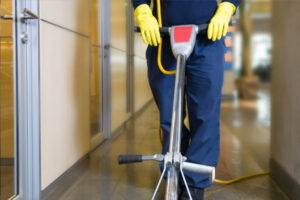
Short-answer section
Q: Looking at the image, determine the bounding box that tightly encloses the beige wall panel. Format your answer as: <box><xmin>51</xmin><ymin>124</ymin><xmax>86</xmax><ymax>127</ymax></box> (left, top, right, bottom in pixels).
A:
<box><xmin>110</xmin><ymin>0</ymin><xmax>129</xmax><ymax>132</ymax></box>
<box><xmin>90</xmin><ymin>0</ymin><xmax>99</xmax><ymax>45</ymax></box>
<box><xmin>133</xmin><ymin>29</ymin><xmax>152</xmax><ymax>112</ymax></box>
<box><xmin>111</xmin><ymin>0</ymin><xmax>126</xmax><ymax>51</ymax></box>
<box><xmin>271</xmin><ymin>0</ymin><xmax>300</xmax><ymax>184</ymax></box>
<box><xmin>134</xmin><ymin>56</ymin><xmax>152</xmax><ymax>112</ymax></box>
<box><xmin>40</xmin><ymin>22</ymin><xmax>90</xmax><ymax>189</ymax></box>
<box><xmin>134</xmin><ymin>34</ymin><xmax>147</xmax><ymax>58</ymax></box>
<box><xmin>111</xmin><ymin>48</ymin><xmax>129</xmax><ymax>132</ymax></box>
<box><xmin>40</xmin><ymin>0</ymin><xmax>90</xmax><ymax>36</ymax></box>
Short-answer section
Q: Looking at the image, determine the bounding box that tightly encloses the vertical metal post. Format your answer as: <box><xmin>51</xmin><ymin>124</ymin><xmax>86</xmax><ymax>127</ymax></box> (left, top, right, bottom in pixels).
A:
<box><xmin>100</xmin><ymin>0</ymin><xmax>111</xmax><ymax>138</ymax></box>
<box><xmin>13</xmin><ymin>0</ymin><xmax>41</xmax><ymax>199</ymax></box>
<box><xmin>165</xmin><ymin>54</ymin><xmax>186</xmax><ymax>200</ymax></box>
<box><xmin>126</xmin><ymin>0</ymin><xmax>134</xmax><ymax>114</ymax></box>
<box><xmin>168</xmin><ymin>54</ymin><xmax>186</xmax><ymax>153</ymax></box>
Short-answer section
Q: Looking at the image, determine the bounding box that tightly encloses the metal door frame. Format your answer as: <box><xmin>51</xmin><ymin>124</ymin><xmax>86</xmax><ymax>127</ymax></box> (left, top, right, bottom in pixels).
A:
<box><xmin>11</xmin><ymin>0</ymin><xmax>41</xmax><ymax>199</ymax></box>
<box><xmin>99</xmin><ymin>0</ymin><xmax>111</xmax><ymax>139</ymax></box>
<box><xmin>126</xmin><ymin>0</ymin><xmax>135</xmax><ymax>114</ymax></box>
<box><xmin>100</xmin><ymin>0</ymin><xmax>135</xmax><ymax>140</ymax></box>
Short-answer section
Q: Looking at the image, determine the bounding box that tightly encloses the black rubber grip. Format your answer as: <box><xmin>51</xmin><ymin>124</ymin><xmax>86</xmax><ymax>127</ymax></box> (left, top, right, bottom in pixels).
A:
<box><xmin>118</xmin><ymin>155</ymin><xmax>143</xmax><ymax>164</ymax></box>
<box><xmin>134</xmin><ymin>26</ymin><xmax>169</xmax><ymax>35</ymax></box>
<box><xmin>198</xmin><ymin>24</ymin><xmax>208</xmax><ymax>33</ymax></box>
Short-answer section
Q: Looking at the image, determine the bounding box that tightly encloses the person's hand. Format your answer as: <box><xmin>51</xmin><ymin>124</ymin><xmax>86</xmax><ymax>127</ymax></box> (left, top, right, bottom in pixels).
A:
<box><xmin>134</xmin><ymin>4</ymin><xmax>161</xmax><ymax>46</ymax></box>
<box><xmin>208</xmin><ymin>2</ymin><xmax>236</xmax><ymax>41</ymax></box>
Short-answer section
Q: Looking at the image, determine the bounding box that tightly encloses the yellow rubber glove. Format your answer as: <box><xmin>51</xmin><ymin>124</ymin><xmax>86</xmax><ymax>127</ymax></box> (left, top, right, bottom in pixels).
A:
<box><xmin>208</xmin><ymin>2</ymin><xmax>236</xmax><ymax>41</ymax></box>
<box><xmin>134</xmin><ymin>4</ymin><xmax>161</xmax><ymax>46</ymax></box>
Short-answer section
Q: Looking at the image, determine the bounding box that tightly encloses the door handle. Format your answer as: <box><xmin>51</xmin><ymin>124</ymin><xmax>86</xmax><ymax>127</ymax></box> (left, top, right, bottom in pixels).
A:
<box><xmin>0</xmin><ymin>9</ymin><xmax>39</xmax><ymax>22</ymax></box>
<box><xmin>19</xmin><ymin>8</ymin><xmax>39</xmax><ymax>44</ymax></box>
<box><xmin>0</xmin><ymin>15</ymin><xmax>13</xmax><ymax>20</ymax></box>
<box><xmin>21</xmin><ymin>8</ymin><xmax>39</xmax><ymax>22</ymax></box>
<box><xmin>104</xmin><ymin>44</ymin><xmax>110</xmax><ymax>49</ymax></box>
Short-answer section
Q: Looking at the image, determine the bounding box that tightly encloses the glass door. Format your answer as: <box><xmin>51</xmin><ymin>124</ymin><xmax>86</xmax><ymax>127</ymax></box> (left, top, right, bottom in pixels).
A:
<box><xmin>0</xmin><ymin>0</ymin><xmax>15</xmax><ymax>199</ymax></box>
<box><xmin>90</xmin><ymin>0</ymin><xmax>110</xmax><ymax>148</ymax></box>
<box><xmin>90</xmin><ymin>0</ymin><xmax>104</xmax><ymax>149</ymax></box>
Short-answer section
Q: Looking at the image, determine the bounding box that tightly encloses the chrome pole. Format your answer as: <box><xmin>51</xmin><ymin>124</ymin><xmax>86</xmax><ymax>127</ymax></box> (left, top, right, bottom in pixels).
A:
<box><xmin>165</xmin><ymin>54</ymin><xmax>186</xmax><ymax>200</ymax></box>
<box><xmin>169</xmin><ymin>54</ymin><xmax>186</xmax><ymax>153</ymax></box>
<box><xmin>165</xmin><ymin>165</ymin><xmax>179</xmax><ymax>200</ymax></box>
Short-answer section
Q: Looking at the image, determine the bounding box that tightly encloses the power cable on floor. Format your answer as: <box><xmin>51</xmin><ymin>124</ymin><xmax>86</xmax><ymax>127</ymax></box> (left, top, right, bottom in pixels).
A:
<box><xmin>214</xmin><ymin>172</ymin><xmax>270</xmax><ymax>185</ymax></box>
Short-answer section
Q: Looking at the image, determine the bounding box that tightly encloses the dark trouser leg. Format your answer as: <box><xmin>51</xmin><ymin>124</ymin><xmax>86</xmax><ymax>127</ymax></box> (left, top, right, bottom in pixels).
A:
<box><xmin>184</xmin><ymin>38</ymin><xmax>225</xmax><ymax>189</ymax></box>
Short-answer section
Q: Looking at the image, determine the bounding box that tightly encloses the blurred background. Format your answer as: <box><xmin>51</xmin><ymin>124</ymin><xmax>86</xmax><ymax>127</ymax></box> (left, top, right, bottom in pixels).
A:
<box><xmin>0</xmin><ymin>0</ymin><xmax>299</xmax><ymax>199</ymax></box>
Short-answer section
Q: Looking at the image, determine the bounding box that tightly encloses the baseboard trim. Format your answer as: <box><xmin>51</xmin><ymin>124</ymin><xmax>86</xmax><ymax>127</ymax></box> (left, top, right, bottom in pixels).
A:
<box><xmin>90</xmin><ymin>132</ymin><xmax>106</xmax><ymax>150</ymax></box>
<box><xmin>270</xmin><ymin>158</ymin><xmax>300</xmax><ymax>200</ymax></box>
<box><xmin>41</xmin><ymin>154</ymin><xmax>89</xmax><ymax>200</ymax></box>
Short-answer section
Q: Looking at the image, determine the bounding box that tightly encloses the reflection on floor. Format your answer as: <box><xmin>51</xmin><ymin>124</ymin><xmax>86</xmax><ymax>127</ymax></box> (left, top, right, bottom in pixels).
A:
<box><xmin>48</xmin><ymin>88</ymin><xmax>288</xmax><ymax>200</ymax></box>
<box><xmin>207</xmin><ymin>89</ymin><xmax>287</xmax><ymax>200</ymax></box>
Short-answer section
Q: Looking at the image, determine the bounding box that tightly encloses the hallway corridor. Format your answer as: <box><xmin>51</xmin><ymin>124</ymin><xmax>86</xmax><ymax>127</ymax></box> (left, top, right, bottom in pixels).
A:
<box><xmin>43</xmin><ymin>90</ymin><xmax>288</xmax><ymax>200</ymax></box>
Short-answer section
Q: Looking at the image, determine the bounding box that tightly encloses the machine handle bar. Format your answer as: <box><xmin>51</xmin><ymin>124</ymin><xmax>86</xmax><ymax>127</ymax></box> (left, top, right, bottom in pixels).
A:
<box><xmin>134</xmin><ymin>24</ymin><xmax>208</xmax><ymax>36</ymax></box>
<box><xmin>134</xmin><ymin>26</ymin><xmax>169</xmax><ymax>35</ymax></box>
<box><xmin>196</xmin><ymin>24</ymin><xmax>209</xmax><ymax>33</ymax></box>
<box><xmin>118</xmin><ymin>155</ymin><xmax>143</xmax><ymax>164</ymax></box>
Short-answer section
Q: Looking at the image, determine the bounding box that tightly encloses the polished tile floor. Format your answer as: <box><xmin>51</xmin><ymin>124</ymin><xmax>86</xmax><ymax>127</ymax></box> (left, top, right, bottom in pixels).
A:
<box><xmin>49</xmin><ymin>89</ymin><xmax>289</xmax><ymax>200</ymax></box>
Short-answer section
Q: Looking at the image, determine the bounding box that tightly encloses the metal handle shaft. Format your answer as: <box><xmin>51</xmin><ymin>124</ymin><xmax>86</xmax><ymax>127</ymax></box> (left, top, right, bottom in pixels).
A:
<box><xmin>182</xmin><ymin>161</ymin><xmax>215</xmax><ymax>183</ymax></box>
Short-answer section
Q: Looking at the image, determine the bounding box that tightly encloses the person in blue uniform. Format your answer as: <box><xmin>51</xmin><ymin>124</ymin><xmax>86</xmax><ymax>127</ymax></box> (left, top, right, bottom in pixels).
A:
<box><xmin>132</xmin><ymin>0</ymin><xmax>240</xmax><ymax>199</ymax></box>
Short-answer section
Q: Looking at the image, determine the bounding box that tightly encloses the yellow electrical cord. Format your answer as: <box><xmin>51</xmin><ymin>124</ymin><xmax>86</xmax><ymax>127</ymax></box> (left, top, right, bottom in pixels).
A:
<box><xmin>156</xmin><ymin>0</ymin><xmax>176</xmax><ymax>75</ymax></box>
<box><xmin>214</xmin><ymin>172</ymin><xmax>270</xmax><ymax>185</ymax></box>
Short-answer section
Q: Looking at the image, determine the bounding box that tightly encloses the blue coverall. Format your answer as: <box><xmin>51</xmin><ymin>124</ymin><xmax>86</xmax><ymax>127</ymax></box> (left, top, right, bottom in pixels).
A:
<box><xmin>132</xmin><ymin>0</ymin><xmax>240</xmax><ymax>189</ymax></box>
